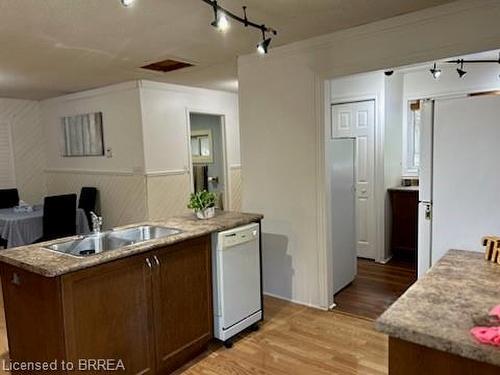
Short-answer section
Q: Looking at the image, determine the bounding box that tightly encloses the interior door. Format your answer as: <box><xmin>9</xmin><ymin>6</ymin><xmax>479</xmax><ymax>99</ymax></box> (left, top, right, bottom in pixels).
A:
<box><xmin>330</xmin><ymin>138</ymin><xmax>356</xmax><ymax>294</ymax></box>
<box><xmin>332</xmin><ymin>100</ymin><xmax>376</xmax><ymax>259</ymax></box>
<box><xmin>432</xmin><ymin>95</ymin><xmax>500</xmax><ymax>263</ymax></box>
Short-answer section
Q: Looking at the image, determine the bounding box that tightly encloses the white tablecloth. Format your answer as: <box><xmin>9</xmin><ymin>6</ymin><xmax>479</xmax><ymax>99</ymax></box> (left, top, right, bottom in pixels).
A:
<box><xmin>0</xmin><ymin>205</ymin><xmax>90</xmax><ymax>248</ymax></box>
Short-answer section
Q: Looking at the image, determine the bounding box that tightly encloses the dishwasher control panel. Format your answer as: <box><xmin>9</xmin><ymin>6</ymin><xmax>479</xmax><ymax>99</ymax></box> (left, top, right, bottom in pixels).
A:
<box><xmin>219</xmin><ymin>223</ymin><xmax>259</xmax><ymax>249</ymax></box>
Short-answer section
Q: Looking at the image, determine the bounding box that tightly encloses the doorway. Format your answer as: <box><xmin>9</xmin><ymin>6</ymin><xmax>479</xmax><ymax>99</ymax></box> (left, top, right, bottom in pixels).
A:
<box><xmin>330</xmin><ymin>100</ymin><xmax>416</xmax><ymax>319</ymax></box>
<box><xmin>188</xmin><ymin>112</ymin><xmax>228</xmax><ymax>210</ymax></box>
<box><xmin>327</xmin><ymin>49</ymin><xmax>500</xmax><ymax>319</ymax></box>
<box><xmin>331</xmin><ymin>100</ymin><xmax>376</xmax><ymax>260</ymax></box>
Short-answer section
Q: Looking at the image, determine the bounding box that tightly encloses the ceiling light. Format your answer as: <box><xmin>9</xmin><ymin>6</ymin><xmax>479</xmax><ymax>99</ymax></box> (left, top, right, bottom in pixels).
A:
<box><xmin>201</xmin><ymin>0</ymin><xmax>277</xmax><ymax>53</ymax></box>
<box><xmin>120</xmin><ymin>0</ymin><xmax>135</xmax><ymax>7</ymax></box>
<box><xmin>211</xmin><ymin>12</ymin><xmax>230</xmax><ymax>31</ymax></box>
<box><xmin>457</xmin><ymin>60</ymin><xmax>467</xmax><ymax>78</ymax></box>
<box><xmin>430</xmin><ymin>63</ymin><xmax>441</xmax><ymax>80</ymax></box>
<box><xmin>257</xmin><ymin>38</ymin><xmax>271</xmax><ymax>55</ymax></box>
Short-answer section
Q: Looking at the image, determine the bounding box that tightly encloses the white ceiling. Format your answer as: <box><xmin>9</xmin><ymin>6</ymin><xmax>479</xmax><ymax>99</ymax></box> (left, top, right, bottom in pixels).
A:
<box><xmin>0</xmin><ymin>0</ymin><xmax>457</xmax><ymax>99</ymax></box>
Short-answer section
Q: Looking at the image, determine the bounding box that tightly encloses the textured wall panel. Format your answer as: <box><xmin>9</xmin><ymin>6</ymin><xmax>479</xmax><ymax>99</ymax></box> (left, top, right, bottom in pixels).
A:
<box><xmin>0</xmin><ymin>99</ymin><xmax>46</xmax><ymax>204</ymax></box>
<box><xmin>146</xmin><ymin>173</ymin><xmax>191</xmax><ymax>221</ymax></box>
<box><xmin>230</xmin><ymin>166</ymin><xmax>242</xmax><ymax>212</ymax></box>
<box><xmin>46</xmin><ymin>172</ymin><xmax>147</xmax><ymax>228</ymax></box>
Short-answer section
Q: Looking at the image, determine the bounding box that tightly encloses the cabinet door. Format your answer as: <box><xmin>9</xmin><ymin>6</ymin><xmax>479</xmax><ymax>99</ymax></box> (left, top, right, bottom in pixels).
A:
<box><xmin>152</xmin><ymin>236</ymin><xmax>212</xmax><ymax>373</ymax></box>
<box><xmin>62</xmin><ymin>253</ymin><xmax>156</xmax><ymax>375</ymax></box>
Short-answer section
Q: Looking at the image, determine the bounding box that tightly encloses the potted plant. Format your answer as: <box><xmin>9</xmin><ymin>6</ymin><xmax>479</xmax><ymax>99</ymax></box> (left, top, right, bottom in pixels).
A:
<box><xmin>188</xmin><ymin>190</ymin><xmax>217</xmax><ymax>219</ymax></box>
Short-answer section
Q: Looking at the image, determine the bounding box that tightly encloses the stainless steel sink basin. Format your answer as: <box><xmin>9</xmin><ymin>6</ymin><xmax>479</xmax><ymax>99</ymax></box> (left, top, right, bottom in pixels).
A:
<box><xmin>46</xmin><ymin>232</ymin><xmax>132</xmax><ymax>257</ymax></box>
<box><xmin>44</xmin><ymin>225</ymin><xmax>182</xmax><ymax>257</ymax></box>
<box><xmin>110</xmin><ymin>225</ymin><xmax>181</xmax><ymax>243</ymax></box>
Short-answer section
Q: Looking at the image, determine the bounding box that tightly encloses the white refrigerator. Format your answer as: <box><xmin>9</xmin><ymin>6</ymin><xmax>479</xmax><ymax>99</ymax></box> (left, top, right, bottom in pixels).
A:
<box><xmin>417</xmin><ymin>99</ymin><xmax>434</xmax><ymax>277</ymax></box>
<box><xmin>418</xmin><ymin>95</ymin><xmax>500</xmax><ymax>276</ymax></box>
<box><xmin>330</xmin><ymin>138</ymin><xmax>356</xmax><ymax>294</ymax></box>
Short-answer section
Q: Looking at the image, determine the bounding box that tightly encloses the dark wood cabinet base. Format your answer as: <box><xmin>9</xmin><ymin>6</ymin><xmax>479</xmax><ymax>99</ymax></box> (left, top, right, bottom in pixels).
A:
<box><xmin>389</xmin><ymin>337</ymin><xmax>499</xmax><ymax>375</ymax></box>
<box><xmin>1</xmin><ymin>235</ymin><xmax>213</xmax><ymax>375</ymax></box>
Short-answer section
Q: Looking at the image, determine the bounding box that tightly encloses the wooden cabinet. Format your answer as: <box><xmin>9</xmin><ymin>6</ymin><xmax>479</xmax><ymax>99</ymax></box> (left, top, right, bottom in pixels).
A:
<box><xmin>389</xmin><ymin>188</ymin><xmax>418</xmax><ymax>258</ymax></box>
<box><xmin>0</xmin><ymin>235</ymin><xmax>212</xmax><ymax>375</ymax></box>
<box><xmin>62</xmin><ymin>252</ymin><xmax>156</xmax><ymax>375</ymax></box>
<box><xmin>152</xmin><ymin>236</ymin><xmax>212</xmax><ymax>373</ymax></box>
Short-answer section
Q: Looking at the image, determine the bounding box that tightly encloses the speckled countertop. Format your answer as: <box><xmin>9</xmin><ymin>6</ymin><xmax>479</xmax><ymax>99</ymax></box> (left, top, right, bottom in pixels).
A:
<box><xmin>0</xmin><ymin>211</ymin><xmax>263</xmax><ymax>278</ymax></box>
<box><xmin>376</xmin><ymin>250</ymin><xmax>500</xmax><ymax>367</ymax></box>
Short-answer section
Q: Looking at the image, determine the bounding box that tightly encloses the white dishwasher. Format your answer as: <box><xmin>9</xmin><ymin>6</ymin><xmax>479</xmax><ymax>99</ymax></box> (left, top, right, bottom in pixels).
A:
<box><xmin>212</xmin><ymin>223</ymin><xmax>262</xmax><ymax>347</ymax></box>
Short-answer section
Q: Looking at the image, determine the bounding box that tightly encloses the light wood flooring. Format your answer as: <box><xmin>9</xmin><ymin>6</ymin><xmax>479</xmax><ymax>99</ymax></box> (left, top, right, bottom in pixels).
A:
<box><xmin>0</xmin><ymin>289</ymin><xmax>387</xmax><ymax>374</ymax></box>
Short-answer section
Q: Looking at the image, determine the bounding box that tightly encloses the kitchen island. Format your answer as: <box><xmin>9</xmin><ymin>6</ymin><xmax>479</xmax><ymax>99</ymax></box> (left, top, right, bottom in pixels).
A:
<box><xmin>0</xmin><ymin>211</ymin><xmax>262</xmax><ymax>375</ymax></box>
<box><xmin>376</xmin><ymin>250</ymin><xmax>500</xmax><ymax>375</ymax></box>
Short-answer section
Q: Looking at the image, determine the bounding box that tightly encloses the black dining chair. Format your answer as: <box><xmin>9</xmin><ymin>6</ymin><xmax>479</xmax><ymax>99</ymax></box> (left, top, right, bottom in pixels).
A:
<box><xmin>78</xmin><ymin>187</ymin><xmax>98</xmax><ymax>227</ymax></box>
<box><xmin>0</xmin><ymin>188</ymin><xmax>20</xmax><ymax>209</ymax></box>
<box><xmin>38</xmin><ymin>194</ymin><xmax>77</xmax><ymax>242</ymax></box>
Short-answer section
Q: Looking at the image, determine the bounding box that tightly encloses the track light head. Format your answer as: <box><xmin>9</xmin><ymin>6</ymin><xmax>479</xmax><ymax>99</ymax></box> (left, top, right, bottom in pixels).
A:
<box><xmin>257</xmin><ymin>37</ymin><xmax>271</xmax><ymax>55</ymax></box>
<box><xmin>430</xmin><ymin>63</ymin><xmax>442</xmax><ymax>80</ymax></box>
<box><xmin>457</xmin><ymin>61</ymin><xmax>467</xmax><ymax>78</ymax></box>
<box><xmin>120</xmin><ymin>0</ymin><xmax>135</xmax><ymax>7</ymax></box>
<box><xmin>384</xmin><ymin>70</ymin><xmax>394</xmax><ymax>76</ymax></box>
<box><xmin>211</xmin><ymin>11</ymin><xmax>230</xmax><ymax>31</ymax></box>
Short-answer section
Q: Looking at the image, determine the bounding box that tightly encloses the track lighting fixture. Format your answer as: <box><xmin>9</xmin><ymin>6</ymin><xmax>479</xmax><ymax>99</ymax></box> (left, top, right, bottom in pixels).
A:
<box><xmin>201</xmin><ymin>0</ymin><xmax>277</xmax><ymax>55</ymax></box>
<box><xmin>384</xmin><ymin>70</ymin><xmax>394</xmax><ymax>76</ymax></box>
<box><xmin>120</xmin><ymin>0</ymin><xmax>135</xmax><ymax>7</ymax></box>
<box><xmin>430</xmin><ymin>63</ymin><xmax>442</xmax><ymax>80</ymax></box>
<box><xmin>456</xmin><ymin>60</ymin><xmax>467</xmax><ymax>78</ymax></box>
<box><xmin>210</xmin><ymin>2</ymin><xmax>230</xmax><ymax>31</ymax></box>
<box><xmin>257</xmin><ymin>30</ymin><xmax>271</xmax><ymax>55</ymax></box>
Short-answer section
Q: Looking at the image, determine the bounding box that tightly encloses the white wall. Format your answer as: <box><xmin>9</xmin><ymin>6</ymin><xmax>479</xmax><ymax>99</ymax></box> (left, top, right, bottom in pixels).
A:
<box><xmin>39</xmin><ymin>80</ymin><xmax>242</xmax><ymax>226</ymax></box>
<box><xmin>238</xmin><ymin>0</ymin><xmax>500</xmax><ymax>309</ymax></box>
<box><xmin>404</xmin><ymin>62</ymin><xmax>500</xmax><ymax>100</ymax></box>
<box><xmin>0</xmin><ymin>99</ymin><xmax>46</xmax><ymax>204</ymax></box>
<box><xmin>41</xmin><ymin>82</ymin><xmax>145</xmax><ymax>174</ymax></box>
<box><xmin>139</xmin><ymin>81</ymin><xmax>241</xmax><ymax>220</ymax></box>
<box><xmin>139</xmin><ymin>81</ymin><xmax>240</xmax><ymax>173</ymax></box>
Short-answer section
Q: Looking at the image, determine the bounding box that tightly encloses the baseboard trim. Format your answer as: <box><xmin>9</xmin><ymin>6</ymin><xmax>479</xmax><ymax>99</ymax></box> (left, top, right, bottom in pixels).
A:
<box><xmin>263</xmin><ymin>292</ymin><xmax>327</xmax><ymax>311</ymax></box>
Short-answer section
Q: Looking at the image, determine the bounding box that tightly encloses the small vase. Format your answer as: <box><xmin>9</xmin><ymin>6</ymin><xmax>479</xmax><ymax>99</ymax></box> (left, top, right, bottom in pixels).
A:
<box><xmin>196</xmin><ymin>207</ymin><xmax>215</xmax><ymax>220</ymax></box>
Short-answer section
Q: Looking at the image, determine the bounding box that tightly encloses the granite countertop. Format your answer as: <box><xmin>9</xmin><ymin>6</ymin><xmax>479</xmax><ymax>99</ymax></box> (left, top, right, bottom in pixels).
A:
<box><xmin>0</xmin><ymin>211</ymin><xmax>263</xmax><ymax>278</ymax></box>
<box><xmin>388</xmin><ymin>185</ymin><xmax>419</xmax><ymax>192</ymax></box>
<box><xmin>376</xmin><ymin>250</ymin><xmax>500</xmax><ymax>367</ymax></box>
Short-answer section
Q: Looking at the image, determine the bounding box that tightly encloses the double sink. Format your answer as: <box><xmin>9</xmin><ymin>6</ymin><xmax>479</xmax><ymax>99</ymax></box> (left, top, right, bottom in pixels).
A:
<box><xmin>45</xmin><ymin>225</ymin><xmax>181</xmax><ymax>257</ymax></box>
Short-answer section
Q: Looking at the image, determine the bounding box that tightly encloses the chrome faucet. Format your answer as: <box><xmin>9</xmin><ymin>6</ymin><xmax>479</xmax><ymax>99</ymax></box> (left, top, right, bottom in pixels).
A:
<box><xmin>90</xmin><ymin>211</ymin><xmax>103</xmax><ymax>233</ymax></box>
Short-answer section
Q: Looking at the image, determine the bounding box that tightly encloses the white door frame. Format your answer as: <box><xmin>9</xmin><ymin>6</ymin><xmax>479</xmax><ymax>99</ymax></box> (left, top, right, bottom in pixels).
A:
<box><xmin>185</xmin><ymin>109</ymin><xmax>230</xmax><ymax>210</ymax></box>
<box><xmin>322</xmin><ymin>83</ymin><xmax>386</xmax><ymax>308</ymax></box>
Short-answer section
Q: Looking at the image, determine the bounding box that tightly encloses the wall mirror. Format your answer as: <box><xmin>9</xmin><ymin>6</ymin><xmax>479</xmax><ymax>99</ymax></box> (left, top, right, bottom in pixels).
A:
<box><xmin>191</xmin><ymin>129</ymin><xmax>213</xmax><ymax>163</ymax></box>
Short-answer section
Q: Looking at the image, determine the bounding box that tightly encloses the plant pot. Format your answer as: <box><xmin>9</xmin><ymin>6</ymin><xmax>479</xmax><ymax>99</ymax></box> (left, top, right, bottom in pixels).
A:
<box><xmin>196</xmin><ymin>207</ymin><xmax>215</xmax><ymax>220</ymax></box>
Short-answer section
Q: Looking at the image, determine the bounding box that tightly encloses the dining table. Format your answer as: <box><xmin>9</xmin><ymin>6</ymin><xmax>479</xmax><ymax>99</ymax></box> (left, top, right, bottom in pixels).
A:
<box><xmin>0</xmin><ymin>205</ymin><xmax>90</xmax><ymax>248</ymax></box>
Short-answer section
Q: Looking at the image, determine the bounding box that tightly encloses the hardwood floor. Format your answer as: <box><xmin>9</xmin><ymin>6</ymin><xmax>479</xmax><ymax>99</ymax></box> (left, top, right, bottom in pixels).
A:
<box><xmin>334</xmin><ymin>257</ymin><xmax>417</xmax><ymax>320</ymax></box>
<box><xmin>0</xmin><ymin>289</ymin><xmax>388</xmax><ymax>374</ymax></box>
<box><xmin>178</xmin><ymin>296</ymin><xmax>387</xmax><ymax>375</ymax></box>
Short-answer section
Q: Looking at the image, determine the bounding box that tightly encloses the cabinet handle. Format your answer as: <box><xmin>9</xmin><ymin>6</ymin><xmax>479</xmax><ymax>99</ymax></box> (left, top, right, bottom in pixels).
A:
<box><xmin>153</xmin><ymin>255</ymin><xmax>160</xmax><ymax>266</ymax></box>
<box><xmin>146</xmin><ymin>258</ymin><xmax>152</xmax><ymax>269</ymax></box>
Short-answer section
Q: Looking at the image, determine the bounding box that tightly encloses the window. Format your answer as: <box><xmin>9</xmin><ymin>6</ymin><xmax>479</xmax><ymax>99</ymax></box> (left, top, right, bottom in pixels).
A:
<box><xmin>61</xmin><ymin>112</ymin><xmax>104</xmax><ymax>157</ymax></box>
<box><xmin>404</xmin><ymin>101</ymin><xmax>421</xmax><ymax>175</ymax></box>
<box><xmin>0</xmin><ymin>122</ymin><xmax>16</xmax><ymax>188</ymax></box>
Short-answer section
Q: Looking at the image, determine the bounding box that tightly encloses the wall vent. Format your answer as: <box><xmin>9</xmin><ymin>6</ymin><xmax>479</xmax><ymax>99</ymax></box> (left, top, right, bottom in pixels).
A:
<box><xmin>141</xmin><ymin>59</ymin><xmax>193</xmax><ymax>73</ymax></box>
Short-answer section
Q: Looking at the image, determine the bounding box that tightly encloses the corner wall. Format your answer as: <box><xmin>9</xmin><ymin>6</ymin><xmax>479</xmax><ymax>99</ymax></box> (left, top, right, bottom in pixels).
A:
<box><xmin>40</xmin><ymin>82</ymin><xmax>148</xmax><ymax>228</ymax></box>
<box><xmin>0</xmin><ymin>99</ymin><xmax>46</xmax><ymax>204</ymax></box>
<box><xmin>138</xmin><ymin>81</ymin><xmax>241</xmax><ymax>220</ymax></box>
